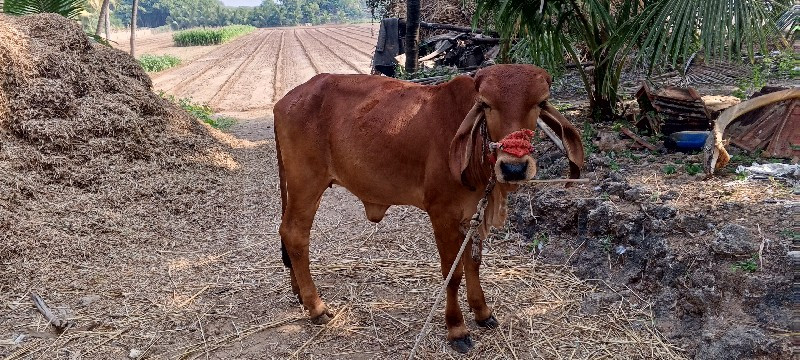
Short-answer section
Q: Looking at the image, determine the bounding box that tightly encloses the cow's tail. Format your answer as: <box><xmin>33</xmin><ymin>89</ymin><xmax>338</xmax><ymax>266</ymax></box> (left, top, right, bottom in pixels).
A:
<box><xmin>275</xmin><ymin>120</ymin><xmax>292</xmax><ymax>270</ymax></box>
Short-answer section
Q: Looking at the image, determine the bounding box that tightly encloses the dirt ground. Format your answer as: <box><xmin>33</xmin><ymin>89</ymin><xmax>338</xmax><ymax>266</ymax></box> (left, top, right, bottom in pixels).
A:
<box><xmin>2</xmin><ymin>16</ymin><xmax>795</xmax><ymax>360</ymax></box>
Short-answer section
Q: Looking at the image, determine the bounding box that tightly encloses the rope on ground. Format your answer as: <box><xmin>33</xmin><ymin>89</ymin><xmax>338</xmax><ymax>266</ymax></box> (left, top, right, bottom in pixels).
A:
<box><xmin>407</xmin><ymin>178</ymin><xmax>496</xmax><ymax>359</ymax></box>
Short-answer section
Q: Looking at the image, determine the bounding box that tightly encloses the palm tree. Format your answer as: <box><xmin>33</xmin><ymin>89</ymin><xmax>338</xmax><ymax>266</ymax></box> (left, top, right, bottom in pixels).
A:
<box><xmin>130</xmin><ymin>0</ymin><xmax>138</xmax><ymax>57</ymax></box>
<box><xmin>474</xmin><ymin>0</ymin><xmax>793</xmax><ymax>120</ymax></box>
<box><xmin>95</xmin><ymin>0</ymin><xmax>111</xmax><ymax>39</ymax></box>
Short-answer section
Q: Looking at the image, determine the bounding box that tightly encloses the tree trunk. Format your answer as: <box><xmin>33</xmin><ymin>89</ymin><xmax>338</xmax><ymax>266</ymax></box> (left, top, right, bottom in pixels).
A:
<box><xmin>588</xmin><ymin>49</ymin><xmax>619</xmax><ymax>121</ymax></box>
<box><xmin>95</xmin><ymin>0</ymin><xmax>110</xmax><ymax>37</ymax></box>
<box><xmin>404</xmin><ymin>0</ymin><xmax>420</xmax><ymax>74</ymax></box>
<box><xmin>130</xmin><ymin>0</ymin><xmax>138</xmax><ymax>57</ymax></box>
<box><xmin>104</xmin><ymin>8</ymin><xmax>111</xmax><ymax>40</ymax></box>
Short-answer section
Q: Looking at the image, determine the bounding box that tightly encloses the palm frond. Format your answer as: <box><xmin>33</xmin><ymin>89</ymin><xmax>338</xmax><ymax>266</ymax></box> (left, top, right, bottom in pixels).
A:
<box><xmin>610</xmin><ymin>0</ymin><xmax>792</xmax><ymax>74</ymax></box>
<box><xmin>4</xmin><ymin>0</ymin><xmax>87</xmax><ymax>20</ymax></box>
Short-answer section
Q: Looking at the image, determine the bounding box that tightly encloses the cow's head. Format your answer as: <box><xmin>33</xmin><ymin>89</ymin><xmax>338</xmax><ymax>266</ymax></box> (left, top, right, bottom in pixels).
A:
<box><xmin>449</xmin><ymin>65</ymin><xmax>585</xmax><ymax>188</ymax></box>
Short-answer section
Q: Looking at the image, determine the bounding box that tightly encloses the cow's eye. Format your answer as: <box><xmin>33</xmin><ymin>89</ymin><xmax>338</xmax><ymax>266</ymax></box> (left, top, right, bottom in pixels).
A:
<box><xmin>482</xmin><ymin>103</ymin><xmax>491</xmax><ymax>110</ymax></box>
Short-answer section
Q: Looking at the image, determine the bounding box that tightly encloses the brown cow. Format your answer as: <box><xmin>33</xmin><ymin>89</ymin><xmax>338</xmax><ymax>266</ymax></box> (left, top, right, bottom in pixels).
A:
<box><xmin>274</xmin><ymin>64</ymin><xmax>584</xmax><ymax>353</ymax></box>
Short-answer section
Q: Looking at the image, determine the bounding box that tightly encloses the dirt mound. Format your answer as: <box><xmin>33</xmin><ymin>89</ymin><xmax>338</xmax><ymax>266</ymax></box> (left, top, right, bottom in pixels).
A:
<box><xmin>505</xmin><ymin>148</ymin><xmax>795</xmax><ymax>358</ymax></box>
<box><xmin>0</xmin><ymin>14</ymin><xmax>232</xmax><ymax>259</ymax></box>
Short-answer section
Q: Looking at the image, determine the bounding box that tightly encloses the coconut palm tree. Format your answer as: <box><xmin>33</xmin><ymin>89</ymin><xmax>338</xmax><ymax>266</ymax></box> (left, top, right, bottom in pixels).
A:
<box><xmin>474</xmin><ymin>0</ymin><xmax>793</xmax><ymax>120</ymax></box>
<box><xmin>130</xmin><ymin>0</ymin><xmax>138</xmax><ymax>56</ymax></box>
<box><xmin>95</xmin><ymin>0</ymin><xmax>111</xmax><ymax>39</ymax></box>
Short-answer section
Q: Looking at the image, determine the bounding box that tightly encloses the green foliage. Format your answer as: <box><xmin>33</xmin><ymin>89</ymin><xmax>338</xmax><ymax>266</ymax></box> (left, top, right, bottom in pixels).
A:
<box><xmin>396</xmin><ymin>65</ymin><xmax>460</xmax><ymax>80</ymax></box>
<box><xmin>732</xmin><ymin>255</ymin><xmax>758</xmax><ymax>273</ymax></box>
<box><xmin>528</xmin><ymin>232</ymin><xmax>549</xmax><ymax>253</ymax></box>
<box><xmin>159</xmin><ymin>92</ymin><xmax>235</xmax><ymax>129</ymax></box>
<box><xmin>553</xmin><ymin>102</ymin><xmax>574</xmax><ymax>112</ymax></box>
<box><xmin>138</xmin><ymin>54</ymin><xmax>181</xmax><ymax>72</ymax></box>
<box><xmin>599</xmin><ymin>236</ymin><xmax>612</xmax><ymax>253</ymax></box>
<box><xmin>620</xmin><ymin>149</ymin><xmax>639</xmax><ymax>163</ymax></box>
<box><xmin>173</xmin><ymin>25</ymin><xmax>255</xmax><ymax>46</ymax></box>
<box><xmin>473</xmin><ymin>0</ymin><xmax>793</xmax><ymax>120</ymax></box>
<box><xmin>780</xmin><ymin>229</ymin><xmax>799</xmax><ymax>240</ymax></box>
<box><xmin>86</xmin><ymin>33</ymin><xmax>115</xmax><ymax>47</ymax></box>
<box><xmin>729</xmin><ymin>150</ymin><xmax>763</xmax><ymax>165</ymax></box>
<box><xmin>773</xmin><ymin>50</ymin><xmax>799</xmax><ymax>78</ymax></box>
<box><xmin>115</xmin><ymin>0</ymin><xmax>367</xmax><ymax>30</ymax></box>
<box><xmin>582</xmin><ymin>122</ymin><xmax>597</xmax><ymax>155</ymax></box>
<box><xmin>733</xmin><ymin>51</ymin><xmax>798</xmax><ymax>99</ymax></box>
<box><xmin>3</xmin><ymin>0</ymin><xmax>85</xmax><ymax>19</ymax></box>
<box><xmin>684</xmin><ymin>163</ymin><xmax>702</xmax><ymax>176</ymax></box>
<box><xmin>663</xmin><ymin>165</ymin><xmax>676</xmax><ymax>175</ymax></box>
<box><xmin>609</xmin><ymin>158</ymin><xmax>620</xmax><ymax>172</ymax></box>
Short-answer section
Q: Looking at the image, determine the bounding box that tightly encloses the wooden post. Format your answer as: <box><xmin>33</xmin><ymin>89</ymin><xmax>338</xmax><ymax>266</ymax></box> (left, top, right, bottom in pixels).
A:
<box><xmin>404</xmin><ymin>0</ymin><xmax>420</xmax><ymax>74</ymax></box>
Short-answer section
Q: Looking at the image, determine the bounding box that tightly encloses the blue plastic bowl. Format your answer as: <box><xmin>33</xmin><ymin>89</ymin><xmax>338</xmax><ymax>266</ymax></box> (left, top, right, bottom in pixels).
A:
<box><xmin>669</xmin><ymin>131</ymin><xmax>710</xmax><ymax>151</ymax></box>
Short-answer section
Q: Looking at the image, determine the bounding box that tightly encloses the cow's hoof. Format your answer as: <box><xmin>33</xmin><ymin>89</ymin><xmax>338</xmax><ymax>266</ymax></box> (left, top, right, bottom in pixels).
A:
<box><xmin>449</xmin><ymin>335</ymin><xmax>473</xmax><ymax>353</ymax></box>
<box><xmin>310</xmin><ymin>309</ymin><xmax>334</xmax><ymax>325</ymax></box>
<box><xmin>476</xmin><ymin>314</ymin><xmax>499</xmax><ymax>329</ymax></box>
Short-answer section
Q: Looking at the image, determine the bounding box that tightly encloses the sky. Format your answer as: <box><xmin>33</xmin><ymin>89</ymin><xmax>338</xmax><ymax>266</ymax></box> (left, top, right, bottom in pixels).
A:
<box><xmin>220</xmin><ymin>0</ymin><xmax>263</xmax><ymax>7</ymax></box>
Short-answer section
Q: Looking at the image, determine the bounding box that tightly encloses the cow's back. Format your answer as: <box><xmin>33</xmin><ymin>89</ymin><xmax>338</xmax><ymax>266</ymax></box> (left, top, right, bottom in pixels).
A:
<box><xmin>274</xmin><ymin>74</ymin><xmax>476</xmax><ymax>208</ymax></box>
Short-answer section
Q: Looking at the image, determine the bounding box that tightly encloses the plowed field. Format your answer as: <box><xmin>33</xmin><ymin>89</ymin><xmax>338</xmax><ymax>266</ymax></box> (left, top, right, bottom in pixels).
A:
<box><xmin>135</xmin><ymin>26</ymin><xmax>378</xmax><ymax>120</ymax></box>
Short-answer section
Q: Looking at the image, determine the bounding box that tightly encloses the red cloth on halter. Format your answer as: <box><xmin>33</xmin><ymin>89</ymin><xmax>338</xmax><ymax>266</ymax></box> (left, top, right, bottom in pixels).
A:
<box><xmin>497</xmin><ymin>129</ymin><xmax>535</xmax><ymax>157</ymax></box>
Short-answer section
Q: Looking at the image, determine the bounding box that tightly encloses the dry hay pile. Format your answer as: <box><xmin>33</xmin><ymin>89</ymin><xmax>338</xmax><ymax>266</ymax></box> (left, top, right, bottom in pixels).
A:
<box><xmin>0</xmin><ymin>13</ymin><xmax>233</xmax><ymax>260</ymax></box>
<box><xmin>376</xmin><ymin>0</ymin><xmax>476</xmax><ymax>26</ymax></box>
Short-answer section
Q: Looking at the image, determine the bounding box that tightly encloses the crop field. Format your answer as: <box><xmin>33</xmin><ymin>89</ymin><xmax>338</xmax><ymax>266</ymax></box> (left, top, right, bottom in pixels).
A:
<box><xmin>124</xmin><ymin>25</ymin><xmax>379</xmax><ymax>121</ymax></box>
<box><xmin>172</xmin><ymin>25</ymin><xmax>256</xmax><ymax>46</ymax></box>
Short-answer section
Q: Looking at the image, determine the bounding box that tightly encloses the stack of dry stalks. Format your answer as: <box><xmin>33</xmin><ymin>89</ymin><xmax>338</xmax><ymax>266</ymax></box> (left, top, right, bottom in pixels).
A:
<box><xmin>380</xmin><ymin>0</ymin><xmax>476</xmax><ymax>26</ymax></box>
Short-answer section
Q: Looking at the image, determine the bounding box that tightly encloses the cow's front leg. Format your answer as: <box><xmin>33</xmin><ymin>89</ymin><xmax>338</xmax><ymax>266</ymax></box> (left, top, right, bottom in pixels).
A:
<box><xmin>430</xmin><ymin>214</ymin><xmax>472</xmax><ymax>353</ymax></box>
<box><xmin>464</xmin><ymin>239</ymin><xmax>498</xmax><ymax>328</ymax></box>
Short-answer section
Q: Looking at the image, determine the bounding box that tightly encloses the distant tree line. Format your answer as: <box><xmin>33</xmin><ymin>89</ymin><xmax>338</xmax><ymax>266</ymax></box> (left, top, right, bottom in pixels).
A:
<box><xmin>114</xmin><ymin>0</ymin><xmax>368</xmax><ymax>29</ymax></box>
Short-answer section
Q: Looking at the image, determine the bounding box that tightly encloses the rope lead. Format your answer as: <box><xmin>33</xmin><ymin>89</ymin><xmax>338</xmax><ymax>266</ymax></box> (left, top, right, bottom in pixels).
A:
<box><xmin>408</xmin><ymin>177</ymin><xmax>496</xmax><ymax>359</ymax></box>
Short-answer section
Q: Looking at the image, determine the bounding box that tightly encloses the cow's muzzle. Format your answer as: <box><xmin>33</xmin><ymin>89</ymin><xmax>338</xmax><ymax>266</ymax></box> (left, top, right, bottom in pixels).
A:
<box><xmin>495</xmin><ymin>155</ymin><xmax>537</xmax><ymax>183</ymax></box>
<box><xmin>489</xmin><ymin>129</ymin><xmax>537</xmax><ymax>183</ymax></box>
<box><xmin>499</xmin><ymin>161</ymin><xmax>528</xmax><ymax>181</ymax></box>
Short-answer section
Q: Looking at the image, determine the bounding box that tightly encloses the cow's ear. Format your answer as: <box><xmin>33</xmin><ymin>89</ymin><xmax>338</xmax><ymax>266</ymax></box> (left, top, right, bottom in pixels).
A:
<box><xmin>449</xmin><ymin>101</ymin><xmax>484</xmax><ymax>190</ymax></box>
<box><xmin>539</xmin><ymin>102</ymin><xmax>585</xmax><ymax>182</ymax></box>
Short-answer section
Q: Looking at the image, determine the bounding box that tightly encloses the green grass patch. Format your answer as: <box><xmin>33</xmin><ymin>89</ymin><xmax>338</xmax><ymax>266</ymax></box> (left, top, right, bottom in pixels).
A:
<box><xmin>173</xmin><ymin>25</ymin><xmax>255</xmax><ymax>46</ymax></box>
<box><xmin>527</xmin><ymin>232</ymin><xmax>549</xmax><ymax>253</ymax></box>
<box><xmin>732</xmin><ymin>255</ymin><xmax>758</xmax><ymax>273</ymax></box>
<box><xmin>684</xmin><ymin>163</ymin><xmax>702</xmax><ymax>175</ymax></box>
<box><xmin>138</xmin><ymin>54</ymin><xmax>181</xmax><ymax>72</ymax></box>
<box><xmin>159</xmin><ymin>92</ymin><xmax>235</xmax><ymax>130</ymax></box>
<box><xmin>780</xmin><ymin>229</ymin><xmax>799</xmax><ymax>240</ymax></box>
<box><xmin>609</xmin><ymin>158</ymin><xmax>620</xmax><ymax>171</ymax></box>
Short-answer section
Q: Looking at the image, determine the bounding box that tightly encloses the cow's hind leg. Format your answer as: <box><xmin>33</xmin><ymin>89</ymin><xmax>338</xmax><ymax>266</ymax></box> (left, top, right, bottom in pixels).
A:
<box><xmin>280</xmin><ymin>177</ymin><xmax>333</xmax><ymax>324</ymax></box>
<box><xmin>281</xmin><ymin>241</ymin><xmax>301</xmax><ymax>301</ymax></box>
<box><xmin>430</xmin><ymin>213</ymin><xmax>473</xmax><ymax>353</ymax></box>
